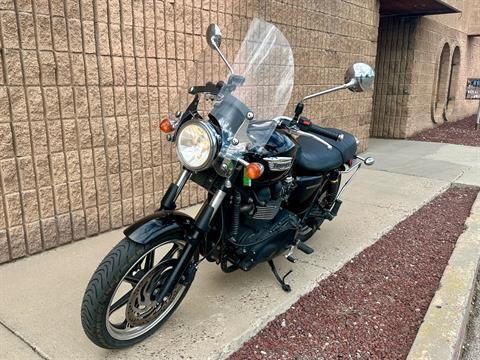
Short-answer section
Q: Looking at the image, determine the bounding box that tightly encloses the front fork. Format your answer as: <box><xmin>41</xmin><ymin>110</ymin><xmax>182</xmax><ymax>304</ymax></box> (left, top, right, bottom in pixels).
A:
<box><xmin>160</xmin><ymin>169</ymin><xmax>192</xmax><ymax>211</ymax></box>
<box><xmin>155</xmin><ymin>168</ymin><xmax>227</xmax><ymax>301</ymax></box>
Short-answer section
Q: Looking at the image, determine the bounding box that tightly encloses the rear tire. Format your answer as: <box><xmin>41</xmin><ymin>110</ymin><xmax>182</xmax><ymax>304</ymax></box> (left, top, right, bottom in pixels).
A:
<box><xmin>81</xmin><ymin>236</ymin><xmax>193</xmax><ymax>349</ymax></box>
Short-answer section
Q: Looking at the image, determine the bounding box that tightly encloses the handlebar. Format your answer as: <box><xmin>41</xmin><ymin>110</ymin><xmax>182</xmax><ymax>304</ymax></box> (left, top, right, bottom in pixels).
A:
<box><xmin>297</xmin><ymin>117</ymin><xmax>343</xmax><ymax>141</ymax></box>
<box><xmin>289</xmin><ymin>128</ymin><xmax>332</xmax><ymax>150</ymax></box>
<box><xmin>188</xmin><ymin>81</ymin><xmax>224</xmax><ymax>95</ymax></box>
<box><xmin>271</xmin><ymin>116</ymin><xmax>342</xmax><ymax>149</ymax></box>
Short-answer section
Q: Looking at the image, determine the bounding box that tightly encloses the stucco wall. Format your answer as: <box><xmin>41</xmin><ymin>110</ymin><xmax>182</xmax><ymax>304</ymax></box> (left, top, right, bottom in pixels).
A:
<box><xmin>0</xmin><ymin>0</ymin><xmax>379</xmax><ymax>263</ymax></box>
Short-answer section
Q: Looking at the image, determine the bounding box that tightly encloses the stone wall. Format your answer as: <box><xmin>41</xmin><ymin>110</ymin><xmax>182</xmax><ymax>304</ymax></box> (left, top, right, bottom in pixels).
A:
<box><xmin>0</xmin><ymin>0</ymin><xmax>379</xmax><ymax>263</ymax></box>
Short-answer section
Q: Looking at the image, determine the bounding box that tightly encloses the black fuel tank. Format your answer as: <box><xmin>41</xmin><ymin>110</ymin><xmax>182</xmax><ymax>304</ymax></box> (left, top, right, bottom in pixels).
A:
<box><xmin>249</xmin><ymin>129</ymin><xmax>298</xmax><ymax>185</ymax></box>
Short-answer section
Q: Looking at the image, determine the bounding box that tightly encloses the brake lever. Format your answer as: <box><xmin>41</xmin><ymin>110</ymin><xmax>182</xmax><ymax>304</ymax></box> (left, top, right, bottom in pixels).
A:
<box><xmin>288</xmin><ymin>128</ymin><xmax>333</xmax><ymax>150</ymax></box>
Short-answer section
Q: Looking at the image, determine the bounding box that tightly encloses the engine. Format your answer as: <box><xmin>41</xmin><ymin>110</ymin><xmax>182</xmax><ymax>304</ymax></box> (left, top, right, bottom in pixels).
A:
<box><xmin>226</xmin><ymin>176</ymin><xmax>298</xmax><ymax>271</ymax></box>
<box><xmin>232</xmin><ymin>210</ymin><xmax>298</xmax><ymax>271</ymax></box>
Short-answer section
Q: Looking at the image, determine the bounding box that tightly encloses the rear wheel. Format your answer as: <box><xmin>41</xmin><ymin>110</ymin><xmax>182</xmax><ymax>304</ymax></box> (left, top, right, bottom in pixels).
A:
<box><xmin>81</xmin><ymin>236</ymin><xmax>193</xmax><ymax>349</ymax></box>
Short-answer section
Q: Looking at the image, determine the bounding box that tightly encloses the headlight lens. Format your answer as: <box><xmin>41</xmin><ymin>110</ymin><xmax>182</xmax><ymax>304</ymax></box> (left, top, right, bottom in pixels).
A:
<box><xmin>176</xmin><ymin>121</ymin><xmax>217</xmax><ymax>171</ymax></box>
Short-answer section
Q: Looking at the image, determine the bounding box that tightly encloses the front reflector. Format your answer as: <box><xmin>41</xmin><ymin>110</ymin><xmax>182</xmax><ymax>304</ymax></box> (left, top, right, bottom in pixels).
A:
<box><xmin>160</xmin><ymin>118</ymin><xmax>174</xmax><ymax>133</ymax></box>
<box><xmin>246</xmin><ymin>162</ymin><xmax>264</xmax><ymax>180</ymax></box>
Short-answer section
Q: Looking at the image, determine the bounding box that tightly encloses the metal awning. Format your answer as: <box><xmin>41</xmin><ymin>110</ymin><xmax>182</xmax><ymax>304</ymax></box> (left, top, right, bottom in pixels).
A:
<box><xmin>380</xmin><ymin>0</ymin><xmax>461</xmax><ymax>17</ymax></box>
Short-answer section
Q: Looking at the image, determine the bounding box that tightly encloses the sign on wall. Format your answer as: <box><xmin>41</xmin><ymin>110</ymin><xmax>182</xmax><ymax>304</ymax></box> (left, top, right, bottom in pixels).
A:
<box><xmin>466</xmin><ymin>78</ymin><xmax>480</xmax><ymax>99</ymax></box>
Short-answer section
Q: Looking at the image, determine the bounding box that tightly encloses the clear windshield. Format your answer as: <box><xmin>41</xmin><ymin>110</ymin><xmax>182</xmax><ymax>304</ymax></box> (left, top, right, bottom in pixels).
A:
<box><xmin>173</xmin><ymin>18</ymin><xmax>294</xmax><ymax>175</ymax></box>
<box><xmin>213</xmin><ymin>18</ymin><xmax>294</xmax><ymax>160</ymax></box>
<box><xmin>232</xmin><ymin>18</ymin><xmax>294</xmax><ymax>123</ymax></box>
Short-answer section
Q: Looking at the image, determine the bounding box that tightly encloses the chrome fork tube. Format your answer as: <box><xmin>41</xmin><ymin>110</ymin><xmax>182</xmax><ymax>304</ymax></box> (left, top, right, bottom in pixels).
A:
<box><xmin>174</xmin><ymin>169</ymin><xmax>192</xmax><ymax>202</ymax></box>
<box><xmin>160</xmin><ymin>169</ymin><xmax>191</xmax><ymax>210</ymax></box>
<box><xmin>210</xmin><ymin>189</ymin><xmax>226</xmax><ymax>213</ymax></box>
<box><xmin>194</xmin><ymin>187</ymin><xmax>226</xmax><ymax>233</ymax></box>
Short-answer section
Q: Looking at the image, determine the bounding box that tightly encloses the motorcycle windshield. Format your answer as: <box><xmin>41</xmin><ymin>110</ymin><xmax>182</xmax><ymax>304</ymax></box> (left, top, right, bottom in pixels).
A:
<box><xmin>211</xmin><ymin>18</ymin><xmax>294</xmax><ymax>161</ymax></box>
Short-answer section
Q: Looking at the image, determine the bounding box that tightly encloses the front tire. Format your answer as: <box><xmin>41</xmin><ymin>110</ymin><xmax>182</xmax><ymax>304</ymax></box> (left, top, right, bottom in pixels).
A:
<box><xmin>81</xmin><ymin>236</ymin><xmax>193</xmax><ymax>349</ymax></box>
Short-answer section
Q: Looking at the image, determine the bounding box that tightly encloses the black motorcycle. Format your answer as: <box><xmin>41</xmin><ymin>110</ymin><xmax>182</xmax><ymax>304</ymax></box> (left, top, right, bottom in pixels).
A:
<box><xmin>81</xmin><ymin>18</ymin><xmax>375</xmax><ymax>349</ymax></box>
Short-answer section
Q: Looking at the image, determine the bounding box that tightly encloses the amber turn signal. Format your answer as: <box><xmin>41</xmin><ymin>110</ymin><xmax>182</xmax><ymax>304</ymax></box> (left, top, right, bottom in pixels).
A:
<box><xmin>246</xmin><ymin>162</ymin><xmax>264</xmax><ymax>180</ymax></box>
<box><xmin>160</xmin><ymin>118</ymin><xmax>174</xmax><ymax>133</ymax></box>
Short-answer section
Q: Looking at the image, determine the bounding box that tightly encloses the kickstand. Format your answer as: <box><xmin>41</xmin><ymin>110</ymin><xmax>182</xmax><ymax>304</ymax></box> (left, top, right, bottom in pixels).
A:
<box><xmin>268</xmin><ymin>260</ymin><xmax>292</xmax><ymax>292</ymax></box>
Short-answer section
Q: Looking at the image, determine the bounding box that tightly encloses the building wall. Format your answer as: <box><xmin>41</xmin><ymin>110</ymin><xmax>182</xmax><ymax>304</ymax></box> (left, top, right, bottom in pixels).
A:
<box><xmin>0</xmin><ymin>0</ymin><xmax>379</xmax><ymax>263</ymax></box>
<box><xmin>406</xmin><ymin>9</ymin><xmax>480</xmax><ymax>135</ymax></box>
<box><xmin>372</xmin><ymin>0</ymin><xmax>480</xmax><ymax>138</ymax></box>
<box><xmin>468</xmin><ymin>2</ymin><xmax>480</xmax><ymax>35</ymax></box>
<box><xmin>371</xmin><ymin>16</ymin><xmax>416</xmax><ymax>138</ymax></box>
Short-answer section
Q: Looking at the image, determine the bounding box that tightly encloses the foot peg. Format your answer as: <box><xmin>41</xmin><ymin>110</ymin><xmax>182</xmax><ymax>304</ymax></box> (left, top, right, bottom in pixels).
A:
<box><xmin>330</xmin><ymin>199</ymin><xmax>342</xmax><ymax>217</ymax></box>
<box><xmin>297</xmin><ymin>242</ymin><xmax>314</xmax><ymax>254</ymax></box>
<box><xmin>268</xmin><ymin>260</ymin><xmax>292</xmax><ymax>292</ymax></box>
<box><xmin>319</xmin><ymin>199</ymin><xmax>342</xmax><ymax>221</ymax></box>
<box><xmin>323</xmin><ymin>212</ymin><xmax>334</xmax><ymax>221</ymax></box>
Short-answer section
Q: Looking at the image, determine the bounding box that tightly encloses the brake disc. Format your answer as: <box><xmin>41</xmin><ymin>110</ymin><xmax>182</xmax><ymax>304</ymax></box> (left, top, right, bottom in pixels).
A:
<box><xmin>125</xmin><ymin>259</ymin><xmax>181</xmax><ymax>327</ymax></box>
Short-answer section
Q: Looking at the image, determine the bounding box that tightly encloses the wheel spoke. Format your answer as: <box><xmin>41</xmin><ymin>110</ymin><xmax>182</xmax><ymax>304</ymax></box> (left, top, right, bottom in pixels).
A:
<box><xmin>115</xmin><ymin>320</ymin><xmax>131</xmax><ymax>330</ymax></box>
<box><xmin>144</xmin><ymin>252</ymin><xmax>155</xmax><ymax>270</ymax></box>
<box><xmin>124</xmin><ymin>270</ymin><xmax>144</xmax><ymax>285</ymax></box>
<box><xmin>163</xmin><ymin>244</ymin><xmax>179</xmax><ymax>260</ymax></box>
<box><xmin>109</xmin><ymin>290</ymin><xmax>132</xmax><ymax>315</ymax></box>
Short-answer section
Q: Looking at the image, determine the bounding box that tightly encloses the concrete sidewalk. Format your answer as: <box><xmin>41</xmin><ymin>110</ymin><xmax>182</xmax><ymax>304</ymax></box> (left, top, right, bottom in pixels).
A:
<box><xmin>0</xmin><ymin>139</ymin><xmax>478</xmax><ymax>360</ymax></box>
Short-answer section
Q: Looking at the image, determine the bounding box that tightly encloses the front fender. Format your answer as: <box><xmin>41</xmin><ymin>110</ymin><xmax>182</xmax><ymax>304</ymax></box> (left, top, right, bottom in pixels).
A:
<box><xmin>123</xmin><ymin>210</ymin><xmax>194</xmax><ymax>244</ymax></box>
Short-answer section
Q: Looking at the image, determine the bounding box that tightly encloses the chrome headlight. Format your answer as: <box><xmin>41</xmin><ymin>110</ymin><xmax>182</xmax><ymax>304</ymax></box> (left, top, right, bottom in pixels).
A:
<box><xmin>175</xmin><ymin>120</ymin><xmax>218</xmax><ymax>171</ymax></box>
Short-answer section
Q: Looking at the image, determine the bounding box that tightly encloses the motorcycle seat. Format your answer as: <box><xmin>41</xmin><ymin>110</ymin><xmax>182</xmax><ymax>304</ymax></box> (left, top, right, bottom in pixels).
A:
<box><xmin>294</xmin><ymin>128</ymin><xmax>357</xmax><ymax>175</ymax></box>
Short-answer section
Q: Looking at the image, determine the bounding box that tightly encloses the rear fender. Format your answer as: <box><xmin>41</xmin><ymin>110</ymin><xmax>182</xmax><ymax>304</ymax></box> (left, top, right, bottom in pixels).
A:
<box><xmin>123</xmin><ymin>210</ymin><xmax>194</xmax><ymax>245</ymax></box>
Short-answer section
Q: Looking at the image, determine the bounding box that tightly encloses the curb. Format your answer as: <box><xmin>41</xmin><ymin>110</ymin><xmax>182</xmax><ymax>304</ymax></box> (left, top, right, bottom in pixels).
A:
<box><xmin>407</xmin><ymin>190</ymin><xmax>480</xmax><ymax>360</ymax></box>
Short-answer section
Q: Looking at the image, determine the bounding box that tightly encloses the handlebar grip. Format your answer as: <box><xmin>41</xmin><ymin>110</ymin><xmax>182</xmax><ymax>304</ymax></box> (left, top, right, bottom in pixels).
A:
<box><xmin>298</xmin><ymin>117</ymin><xmax>343</xmax><ymax>141</ymax></box>
<box><xmin>311</xmin><ymin>126</ymin><xmax>343</xmax><ymax>141</ymax></box>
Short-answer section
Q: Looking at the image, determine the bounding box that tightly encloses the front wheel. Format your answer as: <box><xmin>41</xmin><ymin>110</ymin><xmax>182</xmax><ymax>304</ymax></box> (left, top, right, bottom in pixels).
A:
<box><xmin>81</xmin><ymin>236</ymin><xmax>193</xmax><ymax>349</ymax></box>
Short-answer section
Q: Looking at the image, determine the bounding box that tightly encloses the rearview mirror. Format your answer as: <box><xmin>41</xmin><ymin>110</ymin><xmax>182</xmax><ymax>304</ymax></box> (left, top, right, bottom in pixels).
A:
<box><xmin>344</xmin><ymin>63</ymin><xmax>375</xmax><ymax>92</ymax></box>
<box><xmin>206</xmin><ymin>24</ymin><xmax>222</xmax><ymax>49</ymax></box>
<box><xmin>205</xmin><ymin>24</ymin><xmax>234</xmax><ymax>75</ymax></box>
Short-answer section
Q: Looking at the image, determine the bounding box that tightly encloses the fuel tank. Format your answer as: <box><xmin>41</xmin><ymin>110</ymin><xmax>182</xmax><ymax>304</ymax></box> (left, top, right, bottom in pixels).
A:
<box><xmin>248</xmin><ymin>129</ymin><xmax>298</xmax><ymax>185</ymax></box>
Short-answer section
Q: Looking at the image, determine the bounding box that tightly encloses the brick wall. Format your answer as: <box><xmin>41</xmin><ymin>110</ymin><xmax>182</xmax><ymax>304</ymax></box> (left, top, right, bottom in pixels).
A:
<box><xmin>372</xmin><ymin>1</ymin><xmax>480</xmax><ymax>138</ymax></box>
<box><xmin>468</xmin><ymin>2</ymin><xmax>480</xmax><ymax>35</ymax></box>
<box><xmin>0</xmin><ymin>0</ymin><xmax>379</xmax><ymax>264</ymax></box>
<box><xmin>371</xmin><ymin>16</ymin><xmax>416</xmax><ymax>138</ymax></box>
<box><xmin>406</xmin><ymin>16</ymin><xmax>480</xmax><ymax>136</ymax></box>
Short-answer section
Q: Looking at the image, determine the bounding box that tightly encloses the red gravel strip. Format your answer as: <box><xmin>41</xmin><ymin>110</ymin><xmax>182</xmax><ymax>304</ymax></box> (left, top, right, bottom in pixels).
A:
<box><xmin>230</xmin><ymin>185</ymin><xmax>479</xmax><ymax>360</ymax></box>
<box><xmin>409</xmin><ymin>115</ymin><xmax>479</xmax><ymax>146</ymax></box>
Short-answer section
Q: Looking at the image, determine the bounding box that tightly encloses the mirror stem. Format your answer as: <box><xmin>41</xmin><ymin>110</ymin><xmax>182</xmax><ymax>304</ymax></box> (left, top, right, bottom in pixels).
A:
<box><xmin>211</xmin><ymin>40</ymin><xmax>234</xmax><ymax>75</ymax></box>
<box><xmin>301</xmin><ymin>79</ymin><xmax>356</xmax><ymax>103</ymax></box>
<box><xmin>292</xmin><ymin>79</ymin><xmax>357</xmax><ymax>124</ymax></box>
